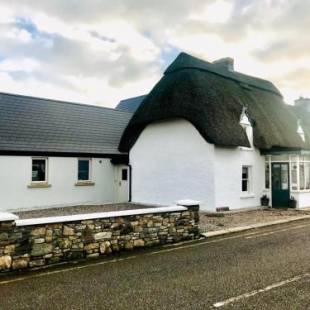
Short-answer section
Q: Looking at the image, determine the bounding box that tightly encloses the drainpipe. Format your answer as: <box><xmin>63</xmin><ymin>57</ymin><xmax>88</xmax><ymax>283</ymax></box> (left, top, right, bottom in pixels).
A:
<box><xmin>128</xmin><ymin>164</ymin><xmax>132</xmax><ymax>202</ymax></box>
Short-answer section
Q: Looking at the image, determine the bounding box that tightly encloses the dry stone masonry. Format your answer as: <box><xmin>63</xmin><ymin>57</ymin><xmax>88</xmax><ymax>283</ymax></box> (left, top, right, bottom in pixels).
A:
<box><xmin>0</xmin><ymin>205</ymin><xmax>200</xmax><ymax>272</ymax></box>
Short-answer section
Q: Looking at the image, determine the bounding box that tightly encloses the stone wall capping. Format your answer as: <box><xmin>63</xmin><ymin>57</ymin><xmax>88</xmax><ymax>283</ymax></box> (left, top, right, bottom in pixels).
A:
<box><xmin>176</xmin><ymin>199</ymin><xmax>200</xmax><ymax>207</ymax></box>
<box><xmin>0</xmin><ymin>212</ymin><xmax>19</xmax><ymax>222</ymax></box>
<box><xmin>16</xmin><ymin>206</ymin><xmax>187</xmax><ymax>227</ymax></box>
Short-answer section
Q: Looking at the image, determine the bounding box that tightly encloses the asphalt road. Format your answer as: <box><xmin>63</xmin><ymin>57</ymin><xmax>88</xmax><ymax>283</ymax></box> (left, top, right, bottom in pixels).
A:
<box><xmin>2</xmin><ymin>219</ymin><xmax>310</xmax><ymax>309</ymax></box>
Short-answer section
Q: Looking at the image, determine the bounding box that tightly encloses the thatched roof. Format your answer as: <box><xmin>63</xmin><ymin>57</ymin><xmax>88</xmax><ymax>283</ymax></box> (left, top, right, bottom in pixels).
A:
<box><xmin>119</xmin><ymin>52</ymin><xmax>309</xmax><ymax>152</ymax></box>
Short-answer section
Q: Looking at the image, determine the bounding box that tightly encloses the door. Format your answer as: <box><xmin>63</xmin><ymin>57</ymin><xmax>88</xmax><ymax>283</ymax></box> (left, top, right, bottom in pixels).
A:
<box><xmin>117</xmin><ymin>166</ymin><xmax>129</xmax><ymax>202</ymax></box>
<box><xmin>272</xmin><ymin>163</ymin><xmax>290</xmax><ymax>208</ymax></box>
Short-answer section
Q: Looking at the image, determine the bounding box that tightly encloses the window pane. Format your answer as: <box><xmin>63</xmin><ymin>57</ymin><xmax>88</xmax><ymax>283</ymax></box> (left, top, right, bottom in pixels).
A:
<box><xmin>242</xmin><ymin>180</ymin><xmax>248</xmax><ymax>192</ymax></box>
<box><xmin>242</xmin><ymin>167</ymin><xmax>248</xmax><ymax>179</ymax></box>
<box><xmin>300</xmin><ymin>163</ymin><xmax>305</xmax><ymax>190</ymax></box>
<box><xmin>305</xmin><ymin>163</ymin><xmax>310</xmax><ymax>190</ymax></box>
<box><xmin>32</xmin><ymin>159</ymin><xmax>46</xmax><ymax>182</ymax></box>
<box><xmin>281</xmin><ymin>164</ymin><xmax>289</xmax><ymax>190</ymax></box>
<box><xmin>78</xmin><ymin>160</ymin><xmax>89</xmax><ymax>181</ymax></box>
<box><xmin>122</xmin><ymin>169</ymin><xmax>128</xmax><ymax>181</ymax></box>
<box><xmin>291</xmin><ymin>162</ymin><xmax>298</xmax><ymax>190</ymax></box>
<box><xmin>272</xmin><ymin>164</ymin><xmax>281</xmax><ymax>190</ymax></box>
<box><xmin>265</xmin><ymin>163</ymin><xmax>270</xmax><ymax>189</ymax></box>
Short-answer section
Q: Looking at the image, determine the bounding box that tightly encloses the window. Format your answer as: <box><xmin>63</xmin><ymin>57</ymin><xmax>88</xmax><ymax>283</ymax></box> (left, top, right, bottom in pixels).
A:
<box><xmin>300</xmin><ymin>163</ymin><xmax>305</xmax><ymax>190</ymax></box>
<box><xmin>32</xmin><ymin>158</ymin><xmax>47</xmax><ymax>182</ymax></box>
<box><xmin>291</xmin><ymin>162</ymin><xmax>298</xmax><ymax>190</ymax></box>
<box><xmin>122</xmin><ymin>169</ymin><xmax>128</xmax><ymax>181</ymax></box>
<box><xmin>265</xmin><ymin>162</ymin><xmax>270</xmax><ymax>189</ymax></box>
<box><xmin>299</xmin><ymin>162</ymin><xmax>310</xmax><ymax>190</ymax></box>
<box><xmin>78</xmin><ymin>159</ymin><xmax>91</xmax><ymax>181</ymax></box>
<box><xmin>242</xmin><ymin>166</ymin><xmax>251</xmax><ymax>193</ymax></box>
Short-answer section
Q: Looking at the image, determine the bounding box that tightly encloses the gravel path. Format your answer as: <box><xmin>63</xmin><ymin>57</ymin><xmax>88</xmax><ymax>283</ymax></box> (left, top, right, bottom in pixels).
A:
<box><xmin>14</xmin><ymin>203</ymin><xmax>153</xmax><ymax>219</ymax></box>
<box><xmin>199</xmin><ymin>208</ymin><xmax>310</xmax><ymax>232</ymax></box>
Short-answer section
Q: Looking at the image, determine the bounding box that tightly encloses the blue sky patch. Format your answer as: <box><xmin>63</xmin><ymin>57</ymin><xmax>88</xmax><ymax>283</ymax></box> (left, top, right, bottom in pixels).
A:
<box><xmin>15</xmin><ymin>17</ymin><xmax>40</xmax><ymax>39</ymax></box>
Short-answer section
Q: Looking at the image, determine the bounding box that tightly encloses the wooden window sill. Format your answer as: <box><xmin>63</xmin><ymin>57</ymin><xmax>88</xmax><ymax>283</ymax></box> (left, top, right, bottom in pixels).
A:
<box><xmin>75</xmin><ymin>181</ymin><xmax>95</xmax><ymax>187</ymax></box>
<box><xmin>28</xmin><ymin>183</ymin><xmax>51</xmax><ymax>189</ymax></box>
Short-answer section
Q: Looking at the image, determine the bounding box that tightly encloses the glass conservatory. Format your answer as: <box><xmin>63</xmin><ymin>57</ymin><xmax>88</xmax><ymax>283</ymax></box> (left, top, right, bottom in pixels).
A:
<box><xmin>265</xmin><ymin>154</ymin><xmax>310</xmax><ymax>208</ymax></box>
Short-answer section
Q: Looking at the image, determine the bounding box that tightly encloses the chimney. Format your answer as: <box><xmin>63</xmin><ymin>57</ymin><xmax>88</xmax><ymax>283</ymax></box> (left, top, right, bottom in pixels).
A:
<box><xmin>295</xmin><ymin>97</ymin><xmax>310</xmax><ymax>112</ymax></box>
<box><xmin>213</xmin><ymin>57</ymin><xmax>234</xmax><ymax>71</ymax></box>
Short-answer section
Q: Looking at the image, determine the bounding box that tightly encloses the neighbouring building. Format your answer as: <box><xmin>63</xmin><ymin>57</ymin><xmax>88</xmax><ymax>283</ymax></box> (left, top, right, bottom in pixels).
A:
<box><xmin>0</xmin><ymin>93</ymin><xmax>131</xmax><ymax>211</ymax></box>
<box><xmin>1</xmin><ymin>52</ymin><xmax>310</xmax><ymax>212</ymax></box>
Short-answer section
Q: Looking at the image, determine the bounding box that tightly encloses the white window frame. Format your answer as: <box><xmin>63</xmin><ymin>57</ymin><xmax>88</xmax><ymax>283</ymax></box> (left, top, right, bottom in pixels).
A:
<box><xmin>241</xmin><ymin>165</ymin><xmax>252</xmax><ymax>194</ymax></box>
<box><xmin>77</xmin><ymin>158</ymin><xmax>92</xmax><ymax>182</ymax></box>
<box><xmin>31</xmin><ymin>157</ymin><xmax>48</xmax><ymax>183</ymax></box>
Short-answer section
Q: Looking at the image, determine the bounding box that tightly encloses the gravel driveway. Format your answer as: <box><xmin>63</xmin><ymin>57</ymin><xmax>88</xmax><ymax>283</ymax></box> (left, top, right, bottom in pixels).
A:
<box><xmin>199</xmin><ymin>208</ymin><xmax>310</xmax><ymax>232</ymax></box>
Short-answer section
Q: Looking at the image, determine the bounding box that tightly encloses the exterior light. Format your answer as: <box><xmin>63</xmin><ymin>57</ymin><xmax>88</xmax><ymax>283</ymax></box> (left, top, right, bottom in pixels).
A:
<box><xmin>240</xmin><ymin>106</ymin><xmax>251</xmax><ymax>129</ymax></box>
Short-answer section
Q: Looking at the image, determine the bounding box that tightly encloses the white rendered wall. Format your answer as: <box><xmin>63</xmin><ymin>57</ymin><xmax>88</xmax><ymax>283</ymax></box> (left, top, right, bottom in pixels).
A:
<box><xmin>0</xmin><ymin>156</ymin><xmax>122</xmax><ymax>212</ymax></box>
<box><xmin>130</xmin><ymin>118</ymin><xmax>266</xmax><ymax>211</ymax></box>
<box><xmin>291</xmin><ymin>192</ymin><xmax>310</xmax><ymax>208</ymax></box>
<box><xmin>214</xmin><ymin>147</ymin><xmax>265</xmax><ymax>210</ymax></box>
<box><xmin>130</xmin><ymin>119</ymin><xmax>216</xmax><ymax>210</ymax></box>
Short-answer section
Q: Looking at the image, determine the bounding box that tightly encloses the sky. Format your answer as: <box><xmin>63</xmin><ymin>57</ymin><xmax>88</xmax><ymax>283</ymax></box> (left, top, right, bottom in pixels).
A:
<box><xmin>0</xmin><ymin>0</ymin><xmax>309</xmax><ymax>107</ymax></box>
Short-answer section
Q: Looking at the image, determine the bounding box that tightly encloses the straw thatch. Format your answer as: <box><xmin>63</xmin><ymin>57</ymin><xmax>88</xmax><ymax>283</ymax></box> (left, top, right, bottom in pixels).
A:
<box><xmin>119</xmin><ymin>52</ymin><xmax>308</xmax><ymax>152</ymax></box>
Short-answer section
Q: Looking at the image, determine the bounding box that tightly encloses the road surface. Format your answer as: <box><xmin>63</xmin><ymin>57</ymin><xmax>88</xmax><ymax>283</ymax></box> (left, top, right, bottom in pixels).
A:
<box><xmin>1</xmin><ymin>219</ymin><xmax>310</xmax><ymax>309</ymax></box>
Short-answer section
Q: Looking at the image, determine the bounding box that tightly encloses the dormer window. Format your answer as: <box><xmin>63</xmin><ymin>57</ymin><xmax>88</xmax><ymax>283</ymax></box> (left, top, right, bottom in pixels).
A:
<box><xmin>240</xmin><ymin>107</ymin><xmax>253</xmax><ymax>148</ymax></box>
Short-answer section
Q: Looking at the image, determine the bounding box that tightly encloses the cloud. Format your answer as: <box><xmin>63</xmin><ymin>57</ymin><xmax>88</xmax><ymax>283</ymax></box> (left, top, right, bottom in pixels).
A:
<box><xmin>0</xmin><ymin>0</ymin><xmax>309</xmax><ymax>106</ymax></box>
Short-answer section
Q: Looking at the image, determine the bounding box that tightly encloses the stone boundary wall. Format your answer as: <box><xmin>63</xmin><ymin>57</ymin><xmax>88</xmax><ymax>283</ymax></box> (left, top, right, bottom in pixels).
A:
<box><xmin>0</xmin><ymin>205</ymin><xmax>200</xmax><ymax>272</ymax></box>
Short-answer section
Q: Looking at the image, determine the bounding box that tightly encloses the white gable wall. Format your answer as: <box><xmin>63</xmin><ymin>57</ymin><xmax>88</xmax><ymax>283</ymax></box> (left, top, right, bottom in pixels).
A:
<box><xmin>0</xmin><ymin>156</ymin><xmax>122</xmax><ymax>211</ymax></box>
<box><xmin>130</xmin><ymin>118</ymin><xmax>265</xmax><ymax>211</ymax></box>
<box><xmin>130</xmin><ymin>119</ymin><xmax>216</xmax><ymax>209</ymax></box>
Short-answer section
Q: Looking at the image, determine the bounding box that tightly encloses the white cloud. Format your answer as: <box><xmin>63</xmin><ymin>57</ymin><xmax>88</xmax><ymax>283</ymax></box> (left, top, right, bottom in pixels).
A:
<box><xmin>0</xmin><ymin>0</ymin><xmax>308</xmax><ymax>107</ymax></box>
<box><xmin>190</xmin><ymin>0</ymin><xmax>233</xmax><ymax>24</ymax></box>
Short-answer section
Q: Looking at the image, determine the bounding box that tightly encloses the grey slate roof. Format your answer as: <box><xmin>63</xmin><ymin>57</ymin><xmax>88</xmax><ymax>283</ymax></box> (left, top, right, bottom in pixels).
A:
<box><xmin>116</xmin><ymin>95</ymin><xmax>146</xmax><ymax>113</ymax></box>
<box><xmin>0</xmin><ymin>92</ymin><xmax>133</xmax><ymax>155</ymax></box>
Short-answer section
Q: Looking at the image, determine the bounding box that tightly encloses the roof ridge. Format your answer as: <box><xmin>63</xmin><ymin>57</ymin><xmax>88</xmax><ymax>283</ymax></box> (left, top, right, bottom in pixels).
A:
<box><xmin>0</xmin><ymin>91</ymin><xmax>133</xmax><ymax>115</ymax></box>
<box><xmin>165</xmin><ymin>52</ymin><xmax>281</xmax><ymax>97</ymax></box>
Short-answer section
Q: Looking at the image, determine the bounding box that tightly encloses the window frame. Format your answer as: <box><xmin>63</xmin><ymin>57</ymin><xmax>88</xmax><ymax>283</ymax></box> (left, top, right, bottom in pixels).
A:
<box><xmin>241</xmin><ymin>165</ymin><xmax>252</xmax><ymax>194</ymax></box>
<box><xmin>77</xmin><ymin>158</ymin><xmax>92</xmax><ymax>182</ymax></box>
<box><xmin>31</xmin><ymin>157</ymin><xmax>48</xmax><ymax>183</ymax></box>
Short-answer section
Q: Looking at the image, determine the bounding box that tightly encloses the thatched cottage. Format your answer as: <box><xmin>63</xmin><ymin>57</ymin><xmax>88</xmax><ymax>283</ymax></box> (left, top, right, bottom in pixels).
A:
<box><xmin>119</xmin><ymin>53</ymin><xmax>310</xmax><ymax>210</ymax></box>
<box><xmin>1</xmin><ymin>52</ymin><xmax>310</xmax><ymax>212</ymax></box>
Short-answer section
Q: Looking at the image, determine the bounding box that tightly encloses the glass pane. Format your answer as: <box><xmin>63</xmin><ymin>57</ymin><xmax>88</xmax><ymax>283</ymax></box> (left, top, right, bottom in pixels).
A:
<box><xmin>272</xmin><ymin>164</ymin><xmax>281</xmax><ymax>190</ymax></box>
<box><xmin>242</xmin><ymin>167</ymin><xmax>248</xmax><ymax>179</ymax></box>
<box><xmin>291</xmin><ymin>162</ymin><xmax>298</xmax><ymax>190</ymax></box>
<box><xmin>32</xmin><ymin>159</ymin><xmax>46</xmax><ymax>182</ymax></box>
<box><xmin>305</xmin><ymin>163</ymin><xmax>310</xmax><ymax>190</ymax></box>
<box><xmin>122</xmin><ymin>169</ymin><xmax>128</xmax><ymax>181</ymax></box>
<box><xmin>78</xmin><ymin>160</ymin><xmax>89</xmax><ymax>181</ymax></box>
<box><xmin>300</xmin><ymin>163</ymin><xmax>305</xmax><ymax>190</ymax></box>
<box><xmin>265</xmin><ymin>163</ymin><xmax>270</xmax><ymax>189</ymax></box>
<box><xmin>242</xmin><ymin>180</ymin><xmax>248</xmax><ymax>192</ymax></box>
<box><xmin>281</xmin><ymin>164</ymin><xmax>289</xmax><ymax>190</ymax></box>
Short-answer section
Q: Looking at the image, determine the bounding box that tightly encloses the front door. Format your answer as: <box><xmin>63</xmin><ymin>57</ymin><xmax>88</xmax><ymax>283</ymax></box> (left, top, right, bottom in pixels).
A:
<box><xmin>117</xmin><ymin>166</ymin><xmax>129</xmax><ymax>202</ymax></box>
<box><xmin>272</xmin><ymin>163</ymin><xmax>290</xmax><ymax>208</ymax></box>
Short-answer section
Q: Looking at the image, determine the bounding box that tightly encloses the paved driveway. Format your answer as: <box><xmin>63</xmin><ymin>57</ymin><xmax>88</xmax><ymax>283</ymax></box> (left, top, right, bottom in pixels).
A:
<box><xmin>2</xmin><ymin>219</ymin><xmax>310</xmax><ymax>309</ymax></box>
